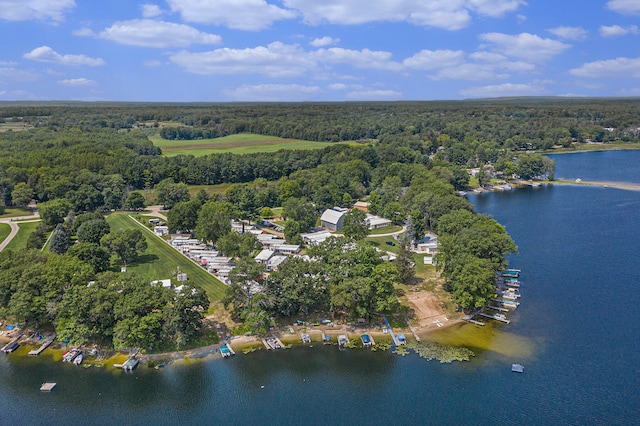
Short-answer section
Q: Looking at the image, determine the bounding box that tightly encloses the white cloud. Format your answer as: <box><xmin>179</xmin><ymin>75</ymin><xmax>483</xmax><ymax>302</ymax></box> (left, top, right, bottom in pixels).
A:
<box><xmin>460</xmin><ymin>82</ymin><xmax>546</xmax><ymax>98</ymax></box>
<box><xmin>224</xmin><ymin>84</ymin><xmax>321</xmax><ymax>101</ymax></box>
<box><xmin>309</xmin><ymin>36</ymin><xmax>340</xmax><ymax>47</ymax></box>
<box><xmin>58</xmin><ymin>78</ymin><xmax>97</xmax><ymax>87</ymax></box>
<box><xmin>313</xmin><ymin>48</ymin><xmax>402</xmax><ymax>71</ymax></box>
<box><xmin>170</xmin><ymin>42</ymin><xmax>316</xmax><ymax>77</ymax></box>
<box><xmin>547</xmin><ymin>26</ymin><xmax>588</xmax><ymax>41</ymax></box>
<box><xmin>0</xmin><ymin>0</ymin><xmax>75</xmax><ymax>22</ymax></box>
<box><xmin>100</xmin><ymin>19</ymin><xmax>221</xmax><ymax>48</ymax></box>
<box><xmin>166</xmin><ymin>0</ymin><xmax>296</xmax><ymax>31</ymax></box>
<box><xmin>599</xmin><ymin>24</ymin><xmax>639</xmax><ymax>37</ymax></box>
<box><xmin>607</xmin><ymin>0</ymin><xmax>640</xmax><ymax>15</ymax></box>
<box><xmin>479</xmin><ymin>32</ymin><xmax>571</xmax><ymax>62</ymax></box>
<box><xmin>73</xmin><ymin>28</ymin><xmax>96</xmax><ymax>37</ymax></box>
<box><xmin>569</xmin><ymin>57</ymin><xmax>640</xmax><ymax>78</ymax></box>
<box><xmin>23</xmin><ymin>46</ymin><xmax>105</xmax><ymax>66</ymax></box>
<box><xmin>0</xmin><ymin>67</ymin><xmax>39</xmax><ymax>82</ymax></box>
<box><xmin>283</xmin><ymin>0</ymin><xmax>524</xmax><ymax>30</ymax></box>
<box><xmin>345</xmin><ymin>89</ymin><xmax>403</xmax><ymax>100</ymax></box>
<box><xmin>403</xmin><ymin>49</ymin><xmax>465</xmax><ymax>70</ymax></box>
<box><xmin>141</xmin><ymin>3</ymin><xmax>163</xmax><ymax>18</ymax></box>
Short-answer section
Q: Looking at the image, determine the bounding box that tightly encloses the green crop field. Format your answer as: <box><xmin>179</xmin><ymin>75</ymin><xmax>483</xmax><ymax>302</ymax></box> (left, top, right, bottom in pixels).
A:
<box><xmin>106</xmin><ymin>213</ymin><xmax>227</xmax><ymax>305</ymax></box>
<box><xmin>149</xmin><ymin>133</ymin><xmax>351</xmax><ymax>156</ymax></box>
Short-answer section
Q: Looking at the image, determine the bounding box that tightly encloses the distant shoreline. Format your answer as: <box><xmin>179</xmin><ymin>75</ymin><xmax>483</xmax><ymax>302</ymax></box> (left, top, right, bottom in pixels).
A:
<box><xmin>551</xmin><ymin>179</ymin><xmax>640</xmax><ymax>191</ymax></box>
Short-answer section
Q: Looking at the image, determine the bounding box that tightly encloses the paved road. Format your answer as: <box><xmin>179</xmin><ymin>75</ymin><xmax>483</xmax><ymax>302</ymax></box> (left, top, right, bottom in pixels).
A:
<box><xmin>141</xmin><ymin>205</ymin><xmax>168</xmax><ymax>221</ymax></box>
<box><xmin>0</xmin><ymin>211</ymin><xmax>40</xmax><ymax>252</ymax></box>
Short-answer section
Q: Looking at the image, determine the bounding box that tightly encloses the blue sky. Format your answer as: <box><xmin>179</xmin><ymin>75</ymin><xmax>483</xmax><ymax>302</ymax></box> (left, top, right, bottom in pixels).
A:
<box><xmin>1</xmin><ymin>0</ymin><xmax>640</xmax><ymax>101</ymax></box>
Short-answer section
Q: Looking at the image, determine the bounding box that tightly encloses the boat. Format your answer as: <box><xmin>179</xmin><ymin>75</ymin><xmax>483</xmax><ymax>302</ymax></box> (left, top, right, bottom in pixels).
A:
<box><xmin>397</xmin><ymin>334</ymin><xmax>407</xmax><ymax>345</ymax></box>
<box><xmin>360</xmin><ymin>333</ymin><xmax>372</xmax><ymax>347</ymax></box>
<box><xmin>301</xmin><ymin>333</ymin><xmax>311</xmax><ymax>344</ymax></box>
<box><xmin>63</xmin><ymin>348</ymin><xmax>81</xmax><ymax>363</ymax></box>
<box><xmin>337</xmin><ymin>335</ymin><xmax>349</xmax><ymax>346</ymax></box>
<box><xmin>73</xmin><ymin>354</ymin><xmax>83</xmax><ymax>365</ymax></box>
<box><xmin>220</xmin><ymin>344</ymin><xmax>234</xmax><ymax>358</ymax></box>
<box><xmin>1</xmin><ymin>339</ymin><xmax>19</xmax><ymax>353</ymax></box>
<box><xmin>500</xmin><ymin>291</ymin><xmax>521</xmax><ymax>300</ymax></box>
<box><xmin>122</xmin><ymin>355</ymin><xmax>139</xmax><ymax>371</ymax></box>
<box><xmin>512</xmin><ymin>363</ymin><xmax>524</xmax><ymax>373</ymax></box>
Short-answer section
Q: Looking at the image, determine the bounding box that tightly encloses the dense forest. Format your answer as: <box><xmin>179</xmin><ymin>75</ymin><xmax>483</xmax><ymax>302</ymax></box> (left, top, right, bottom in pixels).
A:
<box><xmin>0</xmin><ymin>99</ymin><xmax>637</xmax><ymax>347</ymax></box>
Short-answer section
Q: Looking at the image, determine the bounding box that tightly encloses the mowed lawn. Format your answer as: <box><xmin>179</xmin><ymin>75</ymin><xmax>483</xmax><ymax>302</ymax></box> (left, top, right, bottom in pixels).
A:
<box><xmin>0</xmin><ymin>223</ymin><xmax>10</xmax><ymax>245</ymax></box>
<box><xmin>4</xmin><ymin>221</ymin><xmax>43</xmax><ymax>251</ymax></box>
<box><xmin>149</xmin><ymin>133</ymin><xmax>350</xmax><ymax>156</ymax></box>
<box><xmin>106</xmin><ymin>213</ymin><xmax>227</xmax><ymax>304</ymax></box>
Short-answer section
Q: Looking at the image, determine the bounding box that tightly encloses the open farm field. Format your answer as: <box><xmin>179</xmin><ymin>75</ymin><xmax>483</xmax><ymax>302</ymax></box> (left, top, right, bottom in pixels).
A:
<box><xmin>149</xmin><ymin>133</ymin><xmax>349</xmax><ymax>156</ymax></box>
<box><xmin>106</xmin><ymin>213</ymin><xmax>227</xmax><ymax>306</ymax></box>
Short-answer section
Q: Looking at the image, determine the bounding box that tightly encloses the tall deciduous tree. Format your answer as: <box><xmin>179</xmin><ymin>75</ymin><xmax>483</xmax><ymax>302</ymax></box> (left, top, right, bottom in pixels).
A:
<box><xmin>124</xmin><ymin>191</ymin><xmax>146</xmax><ymax>211</ymax></box>
<box><xmin>195</xmin><ymin>201</ymin><xmax>236</xmax><ymax>244</ymax></box>
<box><xmin>342</xmin><ymin>209</ymin><xmax>369</xmax><ymax>241</ymax></box>
<box><xmin>38</xmin><ymin>199</ymin><xmax>73</xmax><ymax>227</ymax></box>
<box><xmin>101</xmin><ymin>228</ymin><xmax>147</xmax><ymax>264</ymax></box>
<box><xmin>11</xmin><ymin>182</ymin><xmax>33</xmax><ymax>208</ymax></box>
<box><xmin>155</xmin><ymin>178</ymin><xmax>190</xmax><ymax>209</ymax></box>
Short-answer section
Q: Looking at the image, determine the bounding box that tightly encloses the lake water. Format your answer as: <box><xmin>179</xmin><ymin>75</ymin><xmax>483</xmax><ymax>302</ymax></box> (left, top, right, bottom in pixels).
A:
<box><xmin>1</xmin><ymin>151</ymin><xmax>640</xmax><ymax>425</ymax></box>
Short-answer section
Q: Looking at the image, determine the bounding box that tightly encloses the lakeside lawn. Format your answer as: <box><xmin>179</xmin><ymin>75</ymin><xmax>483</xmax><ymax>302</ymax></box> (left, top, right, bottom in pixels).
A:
<box><xmin>0</xmin><ymin>223</ymin><xmax>10</xmax><ymax>245</ymax></box>
<box><xmin>106</xmin><ymin>213</ymin><xmax>227</xmax><ymax>307</ymax></box>
<box><xmin>149</xmin><ymin>133</ymin><xmax>352</xmax><ymax>157</ymax></box>
<box><xmin>3</xmin><ymin>221</ymin><xmax>44</xmax><ymax>251</ymax></box>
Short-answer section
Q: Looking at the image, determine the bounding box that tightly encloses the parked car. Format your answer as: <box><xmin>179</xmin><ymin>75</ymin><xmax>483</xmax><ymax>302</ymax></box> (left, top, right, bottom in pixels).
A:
<box><xmin>386</xmin><ymin>241</ymin><xmax>395</xmax><ymax>246</ymax></box>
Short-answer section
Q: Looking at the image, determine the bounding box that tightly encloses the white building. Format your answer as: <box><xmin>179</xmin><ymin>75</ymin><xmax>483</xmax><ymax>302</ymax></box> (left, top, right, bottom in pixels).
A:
<box><xmin>320</xmin><ymin>207</ymin><xmax>348</xmax><ymax>231</ymax></box>
<box><xmin>266</xmin><ymin>255</ymin><xmax>288</xmax><ymax>271</ymax></box>
<box><xmin>415</xmin><ymin>233</ymin><xmax>439</xmax><ymax>254</ymax></box>
<box><xmin>255</xmin><ymin>249</ymin><xmax>275</xmax><ymax>264</ymax></box>
<box><xmin>301</xmin><ymin>230</ymin><xmax>341</xmax><ymax>246</ymax></box>
<box><xmin>154</xmin><ymin>225</ymin><xmax>169</xmax><ymax>236</ymax></box>
<box><xmin>365</xmin><ymin>214</ymin><xmax>391</xmax><ymax>230</ymax></box>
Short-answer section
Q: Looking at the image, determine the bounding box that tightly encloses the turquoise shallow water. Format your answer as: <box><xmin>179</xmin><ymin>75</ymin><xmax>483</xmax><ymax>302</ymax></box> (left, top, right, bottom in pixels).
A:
<box><xmin>1</xmin><ymin>151</ymin><xmax>640</xmax><ymax>425</ymax></box>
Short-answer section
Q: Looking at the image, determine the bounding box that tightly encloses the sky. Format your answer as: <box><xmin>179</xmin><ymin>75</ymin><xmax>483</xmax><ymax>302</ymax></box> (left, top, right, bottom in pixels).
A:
<box><xmin>1</xmin><ymin>0</ymin><xmax>640</xmax><ymax>102</ymax></box>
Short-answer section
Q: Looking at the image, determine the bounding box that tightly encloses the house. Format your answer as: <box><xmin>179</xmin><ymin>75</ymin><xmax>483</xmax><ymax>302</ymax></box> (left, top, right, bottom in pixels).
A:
<box><xmin>301</xmin><ymin>230</ymin><xmax>340</xmax><ymax>246</ymax></box>
<box><xmin>365</xmin><ymin>214</ymin><xmax>391</xmax><ymax>230</ymax></box>
<box><xmin>272</xmin><ymin>244</ymin><xmax>300</xmax><ymax>255</ymax></box>
<box><xmin>415</xmin><ymin>233</ymin><xmax>439</xmax><ymax>254</ymax></box>
<box><xmin>255</xmin><ymin>249</ymin><xmax>275</xmax><ymax>264</ymax></box>
<box><xmin>154</xmin><ymin>225</ymin><xmax>169</xmax><ymax>236</ymax></box>
<box><xmin>151</xmin><ymin>279</ymin><xmax>172</xmax><ymax>289</ymax></box>
<box><xmin>353</xmin><ymin>201</ymin><xmax>369</xmax><ymax>212</ymax></box>
<box><xmin>320</xmin><ymin>207</ymin><xmax>348</xmax><ymax>231</ymax></box>
<box><xmin>266</xmin><ymin>255</ymin><xmax>288</xmax><ymax>271</ymax></box>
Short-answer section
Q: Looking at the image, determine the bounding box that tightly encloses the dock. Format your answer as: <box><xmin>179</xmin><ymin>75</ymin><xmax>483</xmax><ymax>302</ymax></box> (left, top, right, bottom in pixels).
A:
<box><xmin>405</xmin><ymin>318</ymin><xmax>422</xmax><ymax>343</ymax></box>
<box><xmin>486</xmin><ymin>304</ymin><xmax>509</xmax><ymax>312</ymax></box>
<box><xmin>479</xmin><ymin>312</ymin><xmax>511</xmax><ymax>324</ymax></box>
<box><xmin>383</xmin><ymin>316</ymin><xmax>402</xmax><ymax>346</ymax></box>
<box><xmin>29</xmin><ymin>335</ymin><xmax>56</xmax><ymax>356</ymax></box>
<box><xmin>40</xmin><ymin>382</ymin><xmax>57</xmax><ymax>392</ymax></box>
<box><xmin>466</xmin><ymin>318</ymin><xmax>485</xmax><ymax>326</ymax></box>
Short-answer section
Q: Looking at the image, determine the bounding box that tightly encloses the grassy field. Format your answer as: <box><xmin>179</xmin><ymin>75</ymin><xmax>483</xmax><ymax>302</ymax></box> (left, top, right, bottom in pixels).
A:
<box><xmin>0</xmin><ymin>207</ymin><xmax>35</xmax><ymax>219</ymax></box>
<box><xmin>187</xmin><ymin>183</ymin><xmax>234</xmax><ymax>196</ymax></box>
<box><xmin>0</xmin><ymin>223</ymin><xmax>10</xmax><ymax>245</ymax></box>
<box><xmin>106</xmin><ymin>213</ymin><xmax>227</xmax><ymax>306</ymax></box>
<box><xmin>369</xmin><ymin>224</ymin><xmax>403</xmax><ymax>235</ymax></box>
<box><xmin>149</xmin><ymin>133</ymin><xmax>351</xmax><ymax>156</ymax></box>
<box><xmin>4</xmin><ymin>221</ymin><xmax>42</xmax><ymax>251</ymax></box>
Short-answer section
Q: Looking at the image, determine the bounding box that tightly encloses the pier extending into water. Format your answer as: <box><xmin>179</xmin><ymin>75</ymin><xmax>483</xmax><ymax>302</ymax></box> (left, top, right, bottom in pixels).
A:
<box><xmin>29</xmin><ymin>334</ymin><xmax>56</xmax><ymax>356</ymax></box>
<box><xmin>383</xmin><ymin>316</ymin><xmax>402</xmax><ymax>346</ymax></box>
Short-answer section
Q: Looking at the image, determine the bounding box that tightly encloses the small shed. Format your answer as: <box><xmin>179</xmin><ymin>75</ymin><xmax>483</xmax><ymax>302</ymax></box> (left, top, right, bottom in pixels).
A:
<box><xmin>320</xmin><ymin>208</ymin><xmax>348</xmax><ymax>231</ymax></box>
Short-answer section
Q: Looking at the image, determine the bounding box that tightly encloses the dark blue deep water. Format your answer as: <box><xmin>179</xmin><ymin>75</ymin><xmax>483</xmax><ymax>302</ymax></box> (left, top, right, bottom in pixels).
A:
<box><xmin>1</xmin><ymin>151</ymin><xmax>640</xmax><ymax>425</ymax></box>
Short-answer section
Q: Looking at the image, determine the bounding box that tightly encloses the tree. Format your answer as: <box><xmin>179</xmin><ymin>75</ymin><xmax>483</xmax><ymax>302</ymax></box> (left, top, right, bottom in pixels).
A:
<box><xmin>67</xmin><ymin>242</ymin><xmax>112</xmax><ymax>273</ymax></box>
<box><xmin>66</xmin><ymin>184</ymin><xmax>104</xmax><ymax>213</ymax></box>
<box><xmin>395</xmin><ymin>238</ymin><xmax>416</xmax><ymax>284</ymax></box>
<box><xmin>282</xmin><ymin>197</ymin><xmax>317</xmax><ymax>231</ymax></box>
<box><xmin>283</xmin><ymin>219</ymin><xmax>302</xmax><ymax>245</ymax></box>
<box><xmin>26</xmin><ymin>223</ymin><xmax>49</xmax><ymax>249</ymax></box>
<box><xmin>154</xmin><ymin>178</ymin><xmax>190</xmax><ymax>209</ymax></box>
<box><xmin>195</xmin><ymin>201</ymin><xmax>236</xmax><ymax>244</ymax></box>
<box><xmin>38</xmin><ymin>198</ymin><xmax>73</xmax><ymax>227</ymax></box>
<box><xmin>217</xmin><ymin>232</ymin><xmax>261</xmax><ymax>258</ymax></box>
<box><xmin>76</xmin><ymin>219</ymin><xmax>111</xmax><ymax>244</ymax></box>
<box><xmin>342</xmin><ymin>209</ymin><xmax>369</xmax><ymax>241</ymax></box>
<box><xmin>49</xmin><ymin>223</ymin><xmax>71</xmax><ymax>254</ymax></box>
<box><xmin>124</xmin><ymin>191</ymin><xmax>146</xmax><ymax>211</ymax></box>
<box><xmin>101</xmin><ymin>228</ymin><xmax>147</xmax><ymax>264</ymax></box>
<box><xmin>517</xmin><ymin>154</ymin><xmax>555</xmax><ymax>180</ymax></box>
<box><xmin>259</xmin><ymin>207</ymin><xmax>274</xmax><ymax>219</ymax></box>
<box><xmin>167</xmin><ymin>199</ymin><xmax>201</xmax><ymax>232</ymax></box>
<box><xmin>11</xmin><ymin>182</ymin><xmax>33</xmax><ymax>208</ymax></box>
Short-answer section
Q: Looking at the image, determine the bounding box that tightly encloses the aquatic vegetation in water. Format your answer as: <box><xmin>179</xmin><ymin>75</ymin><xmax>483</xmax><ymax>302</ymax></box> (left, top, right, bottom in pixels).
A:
<box><xmin>406</xmin><ymin>340</ymin><xmax>475</xmax><ymax>363</ymax></box>
<box><xmin>242</xmin><ymin>347</ymin><xmax>258</xmax><ymax>354</ymax></box>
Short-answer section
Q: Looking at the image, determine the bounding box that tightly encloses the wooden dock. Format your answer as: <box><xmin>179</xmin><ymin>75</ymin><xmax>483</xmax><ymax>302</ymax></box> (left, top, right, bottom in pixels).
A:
<box><xmin>383</xmin><ymin>316</ymin><xmax>401</xmax><ymax>346</ymax></box>
<box><xmin>40</xmin><ymin>382</ymin><xmax>57</xmax><ymax>392</ymax></box>
<box><xmin>486</xmin><ymin>305</ymin><xmax>509</xmax><ymax>312</ymax></box>
<box><xmin>466</xmin><ymin>319</ymin><xmax>485</xmax><ymax>326</ymax></box>
<box><xmin>405</xmin><ymin>318</ymin><xmax>422</xmax><ymax>343</ymax></box>
<box><xmin>29</xmin><ymin>335</ymin><xmax>55</xmax><ymax>356</ymax></box>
